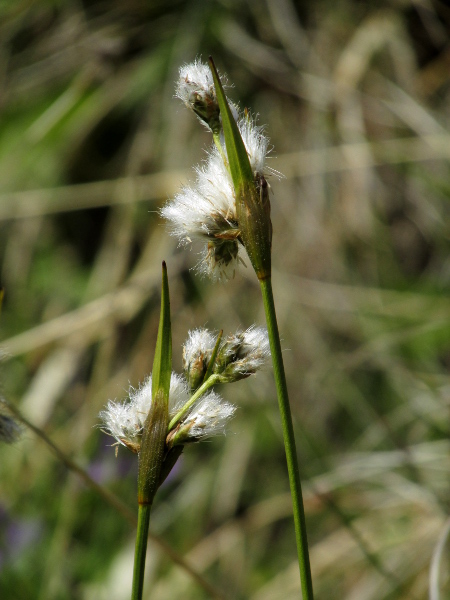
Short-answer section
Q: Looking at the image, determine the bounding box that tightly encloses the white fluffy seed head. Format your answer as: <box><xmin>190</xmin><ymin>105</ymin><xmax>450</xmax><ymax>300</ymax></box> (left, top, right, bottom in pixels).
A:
<box><xmin>237</xmin><ymin>113</ymin><xmax>270</xmax><ymax>176</ymax></box>
<box><xmin>98</xmin><ymin>399</ymin><xmax>141</xmax><ymax>449</ymax></box>
<box><xmin>175</xmin><ymin>59</ymin><xmax>223</xmax><ymax>133</ymax></box>
<box><xmin>161</xmin><ymin>185</ymin><xmax>234</xmax><ymax>243</ymax></box>
<box><xmin>176</xmin><ymin>60</ymin><xmax>214</xmax><ymax>98</ymax></box>
<box><xmin>182</xmin><ymin>391</ymin><xmax>236</xmax><ymax>439</ymax></box>
<box><xmin>160</xmin><ymin>147</ymin><xmax>243</xmax><ymax>280</ymax></box>
<box><xmin>183</xmin><ymin>328</ymin><xmax>216</xmax><ymax>369</ymax></box>
<box><xmin>196</xmin><ymin>149</ymin><xmax>236</xmax><ymax>219</ymax></box>
<box><xmin>195</xmin><ymin>241</ymin><xmax>242</xmax><ymax>282</ymax></box>
<box><xmin>100</xmin><ymin>368</ymin><xmax>235</xmax><ymax>451</ymax></box>
<box><xmin>99</xmin><ymin>373</ymin><xmax>190</xmax><ymax>450</ymax></box>
<box><xmin>167</xmin><ymin>390</ymin><xmax>236</xmax><ymax>446</ymax></box>
<box><xmin>215</xmin><ymin>326</ymin><xmax>271</xmax><ymax>382</ymax></box>
<box><xmin>161</xmin><ymin>148</ymin><xmax>237</xmax><ymax>243</ymax></box>
<box><xmin>182</xmin><ymin>325</ymin><xmax>271</xmax><ymax>383</ymax></box>
<box><xmin>183</xmin><ymin>328</ymin><xmax>216</xmax><ymax>390</ymax></box>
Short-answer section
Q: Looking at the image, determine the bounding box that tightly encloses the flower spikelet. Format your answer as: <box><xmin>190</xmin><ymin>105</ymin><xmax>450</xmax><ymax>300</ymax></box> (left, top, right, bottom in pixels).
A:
<box><xmin>182</xmin><ymin>325</ymin><xmax>270</xmax><ymax>384</ymax></box>
<box><xmin>237</xmin><ymin>112</ymin><xmax>271</xmax><ymax>177</ymax></box>
<box><xmin>183</xmin><ymin>328</ymin><xmax>217</xmax><ymax>390</ymax></box>
<box><xmin>215</xmin><ymin>326</ymin><xmax>271</xmax><ymax>382</ymax></box>
<box><xmin>161</xmin><ymin>146</ymin><xmax>242</xmax><ymax>280</ymax></box>
<box><xmin>99</xmin><ymin>373</ymin><xmax>189</xmax><ymax>451</ymax></box>
<box><xmin>176</xmin><ymin>59</ymin><xmax>223</xmax><ymax>133</ymax></box>
<box><xmin>168</xmin><ymin>391</ymin><xmax>235</xmax><ymax>447</ymax></box>
<box><xmin>162</xmin><ymin>149</ymin><xmax>237</xmax><ymax>243</ymax></box>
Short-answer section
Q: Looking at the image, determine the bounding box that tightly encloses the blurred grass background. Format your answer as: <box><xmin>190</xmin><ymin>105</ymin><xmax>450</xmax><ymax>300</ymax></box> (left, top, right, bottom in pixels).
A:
<box><xmin>0</xmin><ymin>1</ymin><xmax>449</xmax><ymax>599</ymax></box>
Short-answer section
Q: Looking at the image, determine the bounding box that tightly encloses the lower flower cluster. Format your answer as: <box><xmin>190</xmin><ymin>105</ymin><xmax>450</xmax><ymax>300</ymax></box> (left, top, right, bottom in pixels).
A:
<box><xmin>99</xmin><ymin>373</ymin><xmax>234</xmax><ymax>453</ymax></box>
<box><xmin>99</xmin><ymin>326</ymin><xmax>269</xmax><ymax>454</ymax></box>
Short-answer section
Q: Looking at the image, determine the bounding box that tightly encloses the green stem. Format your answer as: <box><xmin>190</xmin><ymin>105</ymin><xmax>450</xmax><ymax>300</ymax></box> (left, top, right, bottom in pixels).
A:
<box><xmin>131</xmin><ymin>504</ymin><xmax>152</xmax><ymax>600</ymax></box>
<box><xmin>260</xmin><ymin>276</ymin><xmax>314</xmax><ymax>600</ymax></box>
<box><xmin>167</xmin><ymin>373</ymin><xmax>220</xmax><ymax>432</ymax></box>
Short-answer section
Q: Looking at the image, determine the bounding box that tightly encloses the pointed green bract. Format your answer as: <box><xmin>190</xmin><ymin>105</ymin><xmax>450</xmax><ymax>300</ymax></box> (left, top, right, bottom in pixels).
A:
<box><xmin>209</xmin><ymin>57</ymin><xmax>272</xmax><ymax>280</ymax></box>
<box><xmin>208</xmin><ymin>57</ymin><xmax>253</xmax><ymax>193</ymax></box>
<box><xmin>151</xmin><ymin>261</ymin><xmax>172</xmax><ymax>403</ymax></box>
<box><xmin>137</xmin><ymin>262</ymin><xmax>172</xmax><ymax>505</ymax></box>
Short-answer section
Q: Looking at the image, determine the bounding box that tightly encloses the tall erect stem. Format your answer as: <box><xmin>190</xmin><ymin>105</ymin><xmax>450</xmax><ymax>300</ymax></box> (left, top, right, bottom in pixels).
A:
<box><xmin>131</xmin><ymin>504</ymin><xmax>152</xmax><ymax>600</ymax></box>
<box><xmin>260</xmin><ymin>276</ymin><xmax>314</xmax><ymax>600</ymax></box>
<box><xmin>208</xmin><ymin>57</ymin><xmax>314</xmax><ymax>597</ymax></box>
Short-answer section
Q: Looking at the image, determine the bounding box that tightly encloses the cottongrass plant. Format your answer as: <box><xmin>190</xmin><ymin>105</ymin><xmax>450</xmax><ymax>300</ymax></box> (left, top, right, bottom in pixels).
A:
<box><xmin>162</xmin><ymin>58</ymin><xmax>314</xmax><ymax>598</ymax></box>
<box><xmin>98</xmin><ymin>264</ymin><xmax>270</xmax><ymax>600</ymax></box>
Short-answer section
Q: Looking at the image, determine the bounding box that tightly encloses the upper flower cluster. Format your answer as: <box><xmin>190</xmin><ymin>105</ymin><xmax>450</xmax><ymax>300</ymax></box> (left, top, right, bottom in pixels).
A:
<box><xmin>162</xmin><ymin>59</ymin><xmax>273</xmax><ymax>281</ymax></box>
